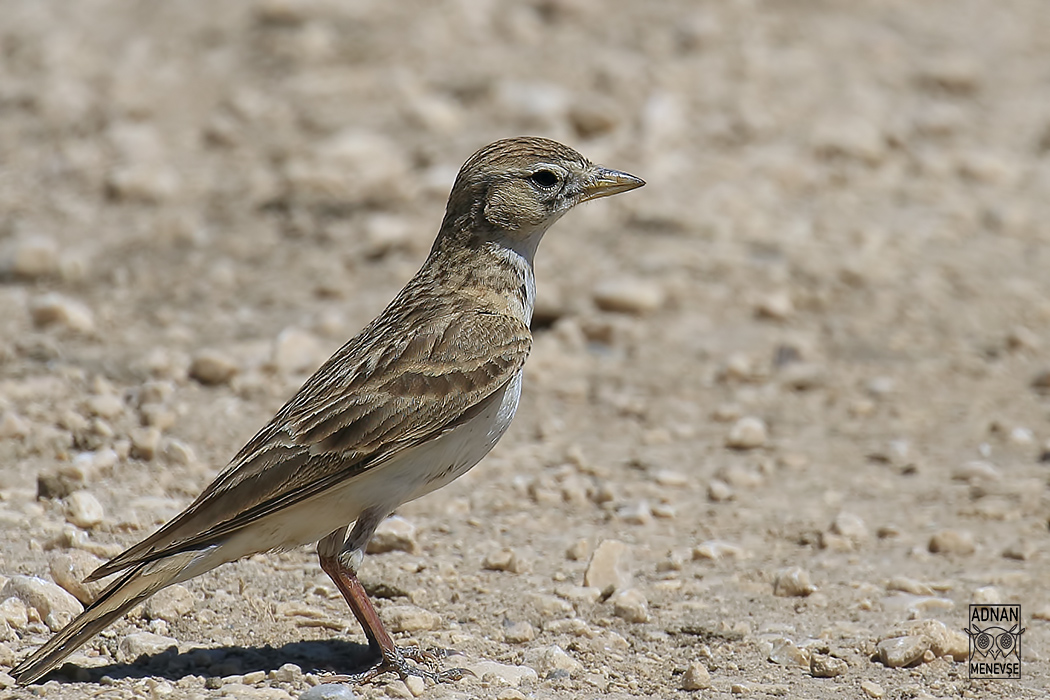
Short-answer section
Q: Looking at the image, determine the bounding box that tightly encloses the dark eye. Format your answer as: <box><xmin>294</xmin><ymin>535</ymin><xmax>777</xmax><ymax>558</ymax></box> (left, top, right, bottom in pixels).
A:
<box><xmin>529</xmin><ymin>170</ymin><xmax>559</xmax><ymax>188</ymax></box>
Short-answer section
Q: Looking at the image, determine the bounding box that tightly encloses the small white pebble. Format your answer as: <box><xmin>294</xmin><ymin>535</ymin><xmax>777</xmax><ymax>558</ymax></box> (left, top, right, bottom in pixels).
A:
<box><xmin>617</xmin><ymin>500</ymin><xmax>652</xmax><ymax>525</ymax></box>
<box><xmin>1008</xmin><ymin>427</ymin><xmax>1035</xmax><ymax>446</ymax></box>
<box><xmin>384</xmin><ymin>605</ymin><xmax>441</xmax><ymax>632</ymax></box>
<box><xmin>654</xmin><ymin>469</ymin><xmax>688</xmax><ymax>487</ymax></box>
<box><xmin>29</xmin><ymin>293</ymin><xmax>95</xmax><ymax>332</ymax></box>
<box><xmin>584</xmin><ymin>539</ymin><xmax>630</xmax><ymax>595</ymax></box>
<box><xmin>725</xmin><ymin>417</ymin><xmax>768</xmax><ymax>449</ymax></box>
<box><xmin>523</xmin><ymin>644</ymin><xmax>582</xmax><ymax>676</ymax></box>
<box><xmin>592</xmin><ymin>279</ymin><xmax>665</xmax><ymax>315</ymax></box>
<box><xmin>809</xmin><ymin>653</ymin><xmax>847</xmax><ymax>678</ymax></box>
<box><xmin>85</xmin><ymin>394</ymin><xmax>125</xmax><ymax>419</ymax></box>
<box><xmin>130</xmin><ymin>427</ymin><xmax>162</xmax><ymax>461</ymax></box>
<box><xmin>861</xmin><ymin>680</ymin><xmax>885</xmax><ymax>698</ymax></box>
<box><xmin>367</xmin><ymin>516</ymin><xmax>419</xmax><ymax>554</ymax></box>
<box><xmin>482</xmin><ymin>548</ymin><xmax>530</xmax><ymax>574</ymax></box>
<box><xmin>972</xmin><ymin>586</ymin><xmax>1002</xmax><ymax>604</ymax></box>
<box><xmin>9</xmin><ymin>236</ymin><xmax>59</xmax><ymax>278</ymax></box>
<box><xmin>65</xmin><ymin>491</ymin><xmax>105</xmax><ymax>529</ymax></box>
<box><xmin>161</xmin><ymin>438</ymin><xmax>196</xmax><ymax>466</ymax></box>
<box><xmin>773</xmin><ymin>567</ymin><xmax>816</xmax><ymax>597</ymax></box>
<box><xmin>0</xmin><ymin>412</ymin><xmax>30</xmax><ymax>439</ymax></box>
<box><xmin>755</xmin><ymin>292</ymin><xmax>794</xmax><ymax>320</ymax></box>
<box><xmin>189</xmin><ymin>350</ymin><xmax>239</xmax><ymax>385</ymax></box>
<box><xmin>404</xmin><ymin>675</ymin><xmax>425</xmax><ymax>697</ymax></box>
<box><xmin>693</xmin><ymin>540</ymin><xmax>746</xmax><ymax>561</ymax></box>
<box><xmin>707</xmin><ymin>479</ymin><xmax>734</xmax><ymax>502</ymax></box>
<box><xmin>611</xmin><ymin>588</ymin><xmax>649</xmax><ymax>623</ymax></box>
<box><xmin>503</xmin><ymin>619</ymin><xmax>537</xmax><ymax>644</ymax></box>
<box><xmin>952</xmin><ymin>461</ymin><xmax>1001</xmax><ymax>482</ymax></box>
<box><xmin>681</xmin><ymin>661</ymin><xmax>711</xmax><ymax>690</ymax></box>
<box><xmin>811</xmin><ymin>116</ymin><xmax>886</xmax><ymax>164</ymax></box>
<box><xmin>928</xmin><ymin>529</ymin><xmax>975</xmax><ymax>555</ymax></box>
<box><xmin>829</xmin><ymin>512</ymin><xmax>868</xmax><ymax>544</ymax></box>
<box><xmin>877</xmin><ymin>635</ymin><xmax>927</xmax><ymax>668</ymax></box>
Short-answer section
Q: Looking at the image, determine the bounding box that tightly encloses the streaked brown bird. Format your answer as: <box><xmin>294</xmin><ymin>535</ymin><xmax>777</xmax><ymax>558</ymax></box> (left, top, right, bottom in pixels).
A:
<box><xmin>12</xmin><ymin>136</ymin><xmax>643</xmax><ymax>685</ymax></box>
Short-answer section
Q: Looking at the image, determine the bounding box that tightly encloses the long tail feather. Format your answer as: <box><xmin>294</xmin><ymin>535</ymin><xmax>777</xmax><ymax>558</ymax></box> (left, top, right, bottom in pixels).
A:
<box><xmin>12</xmin><ymin>554</ymin><xmax>191</xmax><ymax>685</ymax></box>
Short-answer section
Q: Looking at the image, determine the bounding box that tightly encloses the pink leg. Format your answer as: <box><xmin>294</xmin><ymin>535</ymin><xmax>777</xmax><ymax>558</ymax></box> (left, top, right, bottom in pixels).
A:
<box><xmin>316</xmin><ymin>513</ymin><xmax>469</xmax><ymax>685</ymax></box>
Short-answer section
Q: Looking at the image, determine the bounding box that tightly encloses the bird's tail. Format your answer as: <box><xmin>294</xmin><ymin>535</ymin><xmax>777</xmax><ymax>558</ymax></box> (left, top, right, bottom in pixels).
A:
<box><xmin>12</xmin><ymin>553</ymin><xmax>192</xmax><ymax>685</ymax></box>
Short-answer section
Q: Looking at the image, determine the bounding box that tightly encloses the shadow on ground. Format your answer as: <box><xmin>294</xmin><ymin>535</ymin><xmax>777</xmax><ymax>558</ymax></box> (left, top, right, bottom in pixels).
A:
<box><xmin>41</xmin><ymin>639</ymin><xmax>374</xmax><ymax>684</ymax></box>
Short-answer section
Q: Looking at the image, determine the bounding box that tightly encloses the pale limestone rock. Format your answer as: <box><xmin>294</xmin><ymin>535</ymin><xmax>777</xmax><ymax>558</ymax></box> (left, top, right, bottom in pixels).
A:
<box><xmin>766</xmin><ymin>637</ymin><xmax>808</xmax><ymax>667</ymax></box>
<box><xmin>584</xmin><ymin>539</ymin><xmax>630</xmax><ymax>595</ymax></box>
<box><xmin>861</xmin><ymin>680</ymin><xmax>884</xmax><ymax>698</ymax></box>
<box><xmin>593</xmin><ymin>279</ymin><xmax>665</xmax><ymax>315</ymax></box>
<box><xmin>65</xmin><ymin>491</ymin><xmax>105</xmax><ymax>529</ymax></box>
<box><xmin>0</xmin><ymin>598</ymin><xmax>28</xmax><ymax>630</ymax></box>
<box><xmin>928</xmin><ymin>529</ymin><xmax>975</xmax><ymax>555</ymax></box>
<box><xmin>524</xmin><ymin>593</ymin><xmax>573</xmax><ymax>619</ymax></box>
<box><xmin>49</xmin><ymin>550</ymin><xmax>107</xmax><ymax>604</ymax></box>
<box><xmin>1</xmin><ymin>575</ymin><xmax>83</xmax><ymax>631</ymax></box>
<box><xmin>460</xmin><ymin>660</ymin><xmax>537</xmax><ymax>687</ymax></box>
<box><xmin>725</xmin><ymin>416</ymin><xmax>768</xmax><ymax>449</ymax></box>
<box><xmin>877</xmin><ymin>635</ymin><xmax>927</xmax><ymax>668</ymax></box>
<box><xmin>189</xmin><ymin>350</ymin><xmax>239</xmax><ymax>386</ymax></box>
<box><xmin>611</xmin><ymin>588</ymin><xmax>649</xmax><ymax>623</ymax></box>
<box><xmin>29</xmin><ymin>293</ymin><xmax>95</xmax><ymax>332</ymax></box>
<box><xmin>681</xmin><ymin>662</ymin><xmax>711</xmax><ymax>690</ymax></box>
<box><xmin>523</xmin><ymin>644</ymin><xmax>581</xmax><ymax>677</ymax></box>
<box><xmin>383</xmin><ymin>605</ymin><xmax>440</xmax><ymax>632</ymax></box>
<box><xmin>117</xmin><ymin>631</ymin><xmax>178</xmax><ymax>663</ymax></box>
<box><xmin>366</xmin><ymin>516</ymin><xmax>419</xmax><ymax>554</ymax></box>
<box><xmin>553</xmin><ymin>584</ymin><xmax>602</xmax><ymax>607</ymax></box>
<box><xmin>482</xmin><ymin>548</ymin><xmax>530</xmax><ymax>574</ymax></box>
<box><xmin>10</xmin><ymin>236</ymin><xmax>59</xmax><ymax>279</ymax></box>
<box><xmin>810</xmin><ymin>653</ymin><xmax>847</xmax><ymax>678</ymax></box>
<box><xmin>773</xmin><ymin>567</ymin><xmax>816</xmax><ymax>597</ymax></box>
<box><xmin>143</xmin><ymin>585</ymin><xmax>195</xmax><ymax>622</ymax></box>
<box><xmin>130</xmin><ymin>426</ymin><xmax>162</xmax><ymax>461</ymax></box>
<box><xmin>755</xmin><ymin>292</ymin><xmax>795</xmax><ymax>320</ymax></box>
<box><xmin>85</xmin><ymin>394</ymin><xmax>125</xmax><ymax>419</ymax></box>
<box><xmin>503</xmin><ymin>619</ymin><xmax>536</xmax><ymax>643</ymax></box>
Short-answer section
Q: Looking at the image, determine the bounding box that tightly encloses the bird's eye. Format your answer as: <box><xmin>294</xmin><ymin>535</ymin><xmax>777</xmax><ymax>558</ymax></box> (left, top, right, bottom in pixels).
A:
<box><xmin>529</xmin><ymin>170</ymin><xmax>559</xmax><ymax>188</ymax></box>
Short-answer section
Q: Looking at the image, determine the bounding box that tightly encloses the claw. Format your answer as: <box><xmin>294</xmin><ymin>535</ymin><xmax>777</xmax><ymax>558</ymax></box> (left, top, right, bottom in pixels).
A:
<box><xmin>322</xmin><ymin>645</ymin><xmax>469</xmax><ymax>686</ymax></box>
<box><xmin>401</xmin><ymin>645</ymin><xmax>460</xmax><ymax>666</ymax></box>
<box><xmin>398</xmin><ymin>645</ymin><xmax>438</xmax><ymax>666</ymax></box>
<box><xmin>435</xmin><ymin>667</ymin><xmax>475</xmax><ymax>682</ymax></box>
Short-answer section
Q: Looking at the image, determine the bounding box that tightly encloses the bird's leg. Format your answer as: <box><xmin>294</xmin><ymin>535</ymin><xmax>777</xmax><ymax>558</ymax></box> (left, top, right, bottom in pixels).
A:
<box><xmin>317</xmin><ymin>511</ymin><xmax>469</xmax><ymax>685</ymax></box>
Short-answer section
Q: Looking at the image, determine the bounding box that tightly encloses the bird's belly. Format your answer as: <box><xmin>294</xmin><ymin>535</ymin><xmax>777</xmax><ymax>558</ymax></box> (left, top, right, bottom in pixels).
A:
<box><xmin>400</xmin><ymin>370</ymin><xmax>523</xmax><ymax>503</ymax></box>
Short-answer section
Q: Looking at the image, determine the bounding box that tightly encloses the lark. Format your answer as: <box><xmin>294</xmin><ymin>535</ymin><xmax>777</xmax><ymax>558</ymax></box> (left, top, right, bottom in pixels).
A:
<box><xmin>12</xmin><ymin>137</ymin><xmax>643</xmax><ymax>685</ymax></box>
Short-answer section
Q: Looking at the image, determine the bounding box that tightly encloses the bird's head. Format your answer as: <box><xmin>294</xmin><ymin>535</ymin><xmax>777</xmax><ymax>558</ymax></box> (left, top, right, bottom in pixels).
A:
<box><xmin>437</xmin><ymin>137</ymin><xmax>644</xmax><ymax>261</ymax></box>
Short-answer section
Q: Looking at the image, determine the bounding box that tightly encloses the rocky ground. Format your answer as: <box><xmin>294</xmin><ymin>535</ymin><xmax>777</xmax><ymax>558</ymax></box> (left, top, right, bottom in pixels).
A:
<box><xmin>1</xmin><ymin>1</ymin><xmax>1049</xmax><ymax>698</ymax></box>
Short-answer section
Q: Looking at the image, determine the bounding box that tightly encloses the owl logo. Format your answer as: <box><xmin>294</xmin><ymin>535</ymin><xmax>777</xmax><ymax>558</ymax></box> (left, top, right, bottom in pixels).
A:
<box><xmin>964</xmin><ymin>622</ymin><xmax>1025</xmax><ymax>661</ymax></box>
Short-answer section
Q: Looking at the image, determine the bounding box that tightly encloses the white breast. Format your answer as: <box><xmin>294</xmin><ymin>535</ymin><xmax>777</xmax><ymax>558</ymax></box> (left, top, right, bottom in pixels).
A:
<box><xmin>401</xmin><ymin>368</ymin><xmax>523</xmax><ymax>502</ymax></box>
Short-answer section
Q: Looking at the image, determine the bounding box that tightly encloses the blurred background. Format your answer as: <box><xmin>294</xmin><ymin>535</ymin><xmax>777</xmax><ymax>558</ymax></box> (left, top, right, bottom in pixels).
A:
<box><xmin>0</xmin><ymin>1</ymin><xmax>1048</xmax><ymax>697</ymax></box>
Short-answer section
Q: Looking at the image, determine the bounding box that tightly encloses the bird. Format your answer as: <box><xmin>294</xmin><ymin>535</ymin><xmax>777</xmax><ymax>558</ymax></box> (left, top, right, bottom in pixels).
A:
<box><xmin>11</xmin><ymin>136</ymin><xmax>644</xmax><ymax>686</ymax></box>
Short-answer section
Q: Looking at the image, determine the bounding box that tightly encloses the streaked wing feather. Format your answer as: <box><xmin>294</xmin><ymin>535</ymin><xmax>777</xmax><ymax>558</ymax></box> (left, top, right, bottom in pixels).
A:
<box><xmin>90</xmin><ymin>310</ymin><xmax>530</xmax><ymax>580</ymax></box>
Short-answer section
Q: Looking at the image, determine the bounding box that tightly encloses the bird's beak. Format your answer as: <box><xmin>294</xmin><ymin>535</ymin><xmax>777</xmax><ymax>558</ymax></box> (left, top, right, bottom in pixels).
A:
<box><xmin>580</xmin><ymin>167</ymin><xmax>645</xmax><ymax>202</ymax></box>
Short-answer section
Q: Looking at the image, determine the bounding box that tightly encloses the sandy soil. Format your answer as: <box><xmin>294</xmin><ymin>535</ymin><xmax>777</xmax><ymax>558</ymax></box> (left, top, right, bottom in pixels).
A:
<box><xmin>1</xmin><ymin>1</ymin><xmax>1049</xmax><ymax>698</ymax></box>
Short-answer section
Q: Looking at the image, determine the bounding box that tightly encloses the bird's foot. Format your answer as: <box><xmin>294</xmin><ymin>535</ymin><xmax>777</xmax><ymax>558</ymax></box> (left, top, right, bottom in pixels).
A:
<box><xmin>323</xmin><ymin>646</ymin><xmax>472</xmax><ymax>685</ymax></box>
<box><xmin>398</xmin><ymin>643</ymin><xmax>462</xmax><ymax>667</ymax></box>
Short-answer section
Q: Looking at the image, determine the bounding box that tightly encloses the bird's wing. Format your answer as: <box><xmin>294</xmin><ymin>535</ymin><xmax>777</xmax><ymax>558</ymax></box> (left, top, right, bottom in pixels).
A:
<box><xmin>90</xmin><ymin>309</ymin><xmax>531</xmax><ymax>579</ymax></box>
